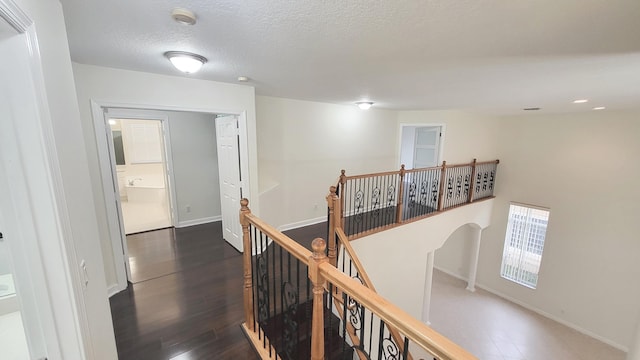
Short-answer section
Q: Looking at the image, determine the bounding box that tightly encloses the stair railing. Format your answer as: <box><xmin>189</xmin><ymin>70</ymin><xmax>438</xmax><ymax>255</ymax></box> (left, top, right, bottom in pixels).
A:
<box><xmin>240</xmin><ymin>198</ymin><xmax>478</xmax><ymax>360</ymax></box>
<box><xmin>337</xmin><ymin>159</ymin><xmax>499</xmax><ymax>240</ymax></box>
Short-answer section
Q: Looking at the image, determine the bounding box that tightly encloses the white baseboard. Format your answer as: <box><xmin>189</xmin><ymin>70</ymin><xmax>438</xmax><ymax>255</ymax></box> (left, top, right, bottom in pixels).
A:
<box><xmin>433</xmin><ymin>266</ymin><xmax>628</xmax><ymax>352</ymax></box>
<box><xmin>0</xmin><ymin>295</ymin><xmax>19</xmax><ymax>315</ymax></box>
<box><xmin>176</xmin><ymin>215</ymin><xmax>221</xmax><ymax>228</ymax></box>
<box><xmin>277</xmin><ymin>216</ymin><xmax>326</xmax><ymax>232</ymax></box>
<box><xmin>107</xmin><ymin>282</ymin><xmax>127</xmax><ymax>298</ymax></box>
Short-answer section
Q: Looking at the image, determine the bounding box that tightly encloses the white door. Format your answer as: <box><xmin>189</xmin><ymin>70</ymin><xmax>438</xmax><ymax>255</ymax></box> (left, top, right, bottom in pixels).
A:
<box><xmin>413</xmin><ymin>126</ymin><xmax>441</xmax><ymax>169</ymax></box>
<box><xmin>215</xmin><ymin>115</ymin><xmax>243</xmax><ymax>251</ymax></box>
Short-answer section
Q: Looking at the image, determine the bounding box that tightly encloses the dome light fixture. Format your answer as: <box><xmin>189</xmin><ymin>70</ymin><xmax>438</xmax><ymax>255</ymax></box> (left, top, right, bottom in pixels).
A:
<box><xmin>356</xmin><ymin>101</ymin><xmax>374</xmax><ymax>110</ymax></box>
<box><xmin>164</xmin><ymin>51</ymin><xmax>207</xmax><ymax>74</ymax></box>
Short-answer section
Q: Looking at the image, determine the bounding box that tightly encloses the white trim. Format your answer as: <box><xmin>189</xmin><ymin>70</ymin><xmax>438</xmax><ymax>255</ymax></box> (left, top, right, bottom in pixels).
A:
<box><xmin>433</xmin><ymin>266</ymin><xmax>628</xmax><ymax>352</ymax></box>
<box><xmin>0</xmin><ymin>295</ymin><xmax>19</xmax><ymax>316</ymax></box>
<box><xmin>277</xmin><ymin>216</ymin><xmax>326</xmax><ymax>232</ymax></box>
<box><xmin>0</xmin><ymin>0</ymin><xmax>31</xmax><ymax>32</ymax></box>
<box><xmin>90</xmin><ymin>100</ymin><xmax>251</xmax><ymax>294</ymax></box>
<box><xmin>106</xmin><ymin>284</ymin><xmax>124</xmax><ymax>298</ymax></box>
<box><xmin>0</xmin><ymin>7</ymin><xmax>87</xmax><ymax>358</ymax></box>
<box><xmin>176</xmin><ymin>216</ymin><xmax>222</xmax><ymax>228</ymax></box>
<box><xmin>397</xmin><ymin>123</ymin><xmax>446</xmax><ymax>169</ymax></box>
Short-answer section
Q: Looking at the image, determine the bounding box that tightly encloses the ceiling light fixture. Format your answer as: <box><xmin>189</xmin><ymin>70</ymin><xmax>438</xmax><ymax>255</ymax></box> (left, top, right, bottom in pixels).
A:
<box><xmin>108</xmin><ymin>119</ymin><xmax>117</xmax><ymax>125</ymax></box>
<box><xmin>171</xmin><ymin>8</ymin><xmax>197</xmax><ymax>25</ymax></box>
<box><xmin>356</xmin><ymin>101</ymin><xmax>374</xmax><ymax>110</ymax></box>
<box><xmin>237</xmin><ymin>76</ymin><xmax>249</xmax><ymax>82</ymax></box>
<box><xmin>573</xmin><ymin>99</ymin><xmax>588</xmax><ymax>104</ymax></box>
<box><xmin>164</xmin><ymin>51</ymin><xmax>207</xmax><ymax>73</ymax></box>
<box><xmin>593</xmin><ymin>106</ymin><xmax>606</xmax><ymax>110</ymax></box>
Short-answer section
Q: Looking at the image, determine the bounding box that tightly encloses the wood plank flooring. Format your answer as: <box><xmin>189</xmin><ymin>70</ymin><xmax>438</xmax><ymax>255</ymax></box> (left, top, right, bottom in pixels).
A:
<box><xmin>110</xmin><ymin>221</ymin><xmax>326</xmax><ymax>360</ymax></box>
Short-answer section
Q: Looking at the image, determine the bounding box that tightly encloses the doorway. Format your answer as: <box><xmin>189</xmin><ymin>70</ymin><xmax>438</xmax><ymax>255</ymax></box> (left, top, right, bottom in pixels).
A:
<box><xmin>107</xmin><ymin>118</ymin><xmax>173</xmax><ymax>234</ymax></box>
<box><xmin>399</xmin><ymin>125</ymin><xmax>444</xmax><ymax>169</ymax></box>
<box><xmin>94</xmin><ymin>104</ymin><xmax>250</xmax><ymax>292</ymax></box>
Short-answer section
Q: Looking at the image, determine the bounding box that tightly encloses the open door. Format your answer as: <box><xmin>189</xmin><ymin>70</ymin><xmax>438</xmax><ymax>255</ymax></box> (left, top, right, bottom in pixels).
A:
<box><xmin>215</xmin><ymin>115</ymin><xmax>243</xmax><ymax>251</ymax></box>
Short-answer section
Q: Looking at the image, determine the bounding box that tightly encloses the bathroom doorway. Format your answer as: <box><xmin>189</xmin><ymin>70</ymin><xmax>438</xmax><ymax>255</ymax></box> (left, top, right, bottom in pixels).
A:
<box><xmin>108</xmin><ymin>118</ymin><xmax>173</xmax><ymax>234</ymax></box>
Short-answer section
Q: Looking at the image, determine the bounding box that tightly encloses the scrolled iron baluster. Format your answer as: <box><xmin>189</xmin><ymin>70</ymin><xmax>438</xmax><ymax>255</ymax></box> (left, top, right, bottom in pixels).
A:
<box><xmin>281</xmin><ymin>281</ymin><xmax>299</xmax><ymax>359</ymax></box>
<box><xmin>431</xmin><ymin>180</ymin><xmax>438</xmax><ymax>203</ymax></box>
<box><xmin>408</xmin><ymin>182</ymin><xmax>417</xmax><ymax>208</ymax></box>
<box><xmin>256</xmin><ymin>255</ymin><xmax>270</xmax><ymax>327</ymax></box>
<box><xmin>489</xmin><ymin>169</ymin><xmax>496</xmax><ymax>191</ymax></box>
<box><xmin>420</xmin><ymin>180</ymin><xmax>429</xmax><ymax>205</ymax></box>
<box><xmin>354</xmin><ymin>190</ymin><xmax>364</xmax><ymax>223</ymax></box>
<box><xmin>381</xmin><ymin>330</ymin><xmax>401</xmax><ymax>360</ymax></box>
<box><xmin>455</xmin><ymin>175</ymin><xmax>463</xmax><ymax>198</ymax></box>
<box><xmin>446</xmin><ymin>176</ymin><xmax>454</xmax><ymax>199</ymax></box>
<box><xmin>475</xmin><ymin>172</ymin><xmax>482</xmax><ymax>193</ymax></box>
<box><xmin>464</xmin><ymin>174</ymin><xmax>470</xmax><ymax>197</ymax></box>
<box><xmin>371</xmin><ymin>187</ymin><xmax>381</xmax><ymax>219</ymax></box>
<box><xmin>482</xmin><ymin>171</ymin><xmax>488</xmax><ymax>191</ymax></box>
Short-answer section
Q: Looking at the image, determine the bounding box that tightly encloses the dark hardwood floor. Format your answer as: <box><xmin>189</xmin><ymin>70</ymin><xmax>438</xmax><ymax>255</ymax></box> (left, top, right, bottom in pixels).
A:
<box><xmin>110</xmin><ymin>221</ymin><xmax>327</xmax><ymax>360</ymax></box>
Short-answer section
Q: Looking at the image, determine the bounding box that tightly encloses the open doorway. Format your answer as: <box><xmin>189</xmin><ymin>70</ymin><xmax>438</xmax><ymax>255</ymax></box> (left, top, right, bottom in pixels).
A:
<box><xmin>93</xmin><ymin>104</ymin><xmax>249</xmax><ymax>292</ymax></box>
<box><xmin>108</xmin><ymin>118</ymin><xmax>173</xmax><ymax>234</ymax></box>
<box><xmin>399</xmin><ymin>125</ymin><xmax>444</xmax><ymax>169</ymax></box>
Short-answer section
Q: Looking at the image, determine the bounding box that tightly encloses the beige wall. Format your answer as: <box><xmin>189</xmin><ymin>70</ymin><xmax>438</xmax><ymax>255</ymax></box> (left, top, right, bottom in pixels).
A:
<box><xmin>256</xmin><ymin>96</ymin><xmax>398</xmax><ymax>228</ymax></box>
<box><xmin>435</xmin><ymin>110</ymin><xmax>640</xmax><ymax>350</ymax></box>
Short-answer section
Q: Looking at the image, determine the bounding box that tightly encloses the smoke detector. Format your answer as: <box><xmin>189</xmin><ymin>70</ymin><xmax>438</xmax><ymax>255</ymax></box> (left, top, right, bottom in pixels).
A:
<box><xmin>171</xmin><ymin>8</ymin><xmax>197</xmax><ymax>25</ymax></box>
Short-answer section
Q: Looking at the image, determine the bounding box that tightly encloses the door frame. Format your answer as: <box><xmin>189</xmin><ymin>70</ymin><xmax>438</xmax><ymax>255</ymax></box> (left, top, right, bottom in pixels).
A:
<box><xmin>91</xmin><ymin>100</ymin><xmax>251</xmax><ymax>295</ymax></box>
<box><xmin>398</xmin><ymin>123</ymin><xmax>446</xmax><ymax>169</ymax></box>
<box><xmin>100</xmin><ymin>109</ymin><xmax>176</xmax><ymax>282</ymax></box>
<box><xmin>0</xmin><ymin>1</ymin><xmax>87</xmax><ymax>358</ymax></box>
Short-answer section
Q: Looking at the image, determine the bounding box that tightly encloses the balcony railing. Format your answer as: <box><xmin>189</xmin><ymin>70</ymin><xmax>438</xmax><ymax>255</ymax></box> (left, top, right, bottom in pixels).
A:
<box><xmin>337</xmin><ymin>159</ymin><xmax>499</xmax><ymax>240</ymax></box>
<box><xmin>240</xmin><ymin>199</ymin><xmax>478</xmax><ymax>360</ymax></box>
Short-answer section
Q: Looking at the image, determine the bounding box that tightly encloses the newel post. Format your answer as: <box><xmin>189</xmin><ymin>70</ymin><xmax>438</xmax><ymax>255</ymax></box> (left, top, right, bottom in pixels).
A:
<box><xmin>309</xmin><ymin>238</ymin><xmax>328</xmax><ymax>360</ymax></box>
<box><xmin>326</xmin><ymin>186</ymin><xmax>338</xmax><ymax>267</ymax></box>
<box><xmin>437</xmin><ymin>161</ymin><xmax>447</xmax><ymax>211</ymax></box>
<box><xmin>339</xmin><ymin>170</ymin><xmax>347</xmax><ymax>229</ymax></box>
<box><xmin>240</xmin><ymin>198</ymin><xmax>255</xmax><ymax>331</ymax></box>
<box><xmin>468</xmin><ymin>158</ymin><xmax>478</xmax><ymax>203</ymax></box>
<box><xmin>395</xmin><ymin>164</ymin><xmax>406</xmax><ymax>224</ymax></box>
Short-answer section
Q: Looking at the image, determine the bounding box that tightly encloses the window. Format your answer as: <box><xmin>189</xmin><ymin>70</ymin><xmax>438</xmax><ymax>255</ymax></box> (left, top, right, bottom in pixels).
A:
<box><xmin>500</xmin><ymin>203</ymin><xmax>550</xmax><ymax>289</ymax></box>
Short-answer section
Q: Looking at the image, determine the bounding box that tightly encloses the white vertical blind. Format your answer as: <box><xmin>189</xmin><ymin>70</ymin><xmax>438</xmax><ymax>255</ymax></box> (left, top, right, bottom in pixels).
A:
<box><xmin>500</xmin><ymin>204</ymin><xmax>550</xmax><ymax>289</ymax></box>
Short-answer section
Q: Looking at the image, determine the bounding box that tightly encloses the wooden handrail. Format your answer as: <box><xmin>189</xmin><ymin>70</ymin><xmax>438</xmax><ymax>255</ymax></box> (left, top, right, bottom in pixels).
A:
<box><xmin>341</xmin><ymin>159</ymin><xmax>498</xmax><ymax>180</ymax></box>
<box><xmin>319</xmin><ymin>263</ymin><xmax>478</xmax><ymax>360</ymax></box>
<box><xmin>244</xmin><ymin>211</ymin><xmax>312</xmax><ymax>264</ymax></box>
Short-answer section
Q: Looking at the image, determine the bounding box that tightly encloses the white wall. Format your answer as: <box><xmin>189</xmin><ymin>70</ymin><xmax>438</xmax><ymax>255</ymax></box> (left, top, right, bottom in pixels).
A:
<box><xmin>256</xmin><ymin>96</ymin><xmax>398</xmax><ymax>229</ymax></box>
<box><xmin>398</xmin><ymin>110</ymin><xmax>500</xmax><ymax>164</ymax></box>
<box><xmin>166</xmin><ymin>111</ymin><xmax>221</xmax><ymax>224</ymax></box>
<box><xmin>10</xmin><ymin>0</ymin><xmax>117</xmax><ymax>358</ymax></box>
<box><xmin>435</xmin><ymin>110</ymin><xmax>640</xmax><ymax>350</ymax></box>
<box><xmin>72</xmin><ymin>63</ymin><xmax>256</xmax><ymax>289</ymax></box>
<box><xmin>351</xmin><ymin>200</ymin><xmax>494</xmax><ymax>318</ymax></box>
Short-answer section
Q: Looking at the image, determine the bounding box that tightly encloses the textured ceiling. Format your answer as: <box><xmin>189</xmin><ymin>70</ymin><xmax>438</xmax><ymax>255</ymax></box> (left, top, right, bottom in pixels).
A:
<box><xmin>60</xmin><ymin>0</ymin><xmax>640</xmax><ymax>114</ymax></box>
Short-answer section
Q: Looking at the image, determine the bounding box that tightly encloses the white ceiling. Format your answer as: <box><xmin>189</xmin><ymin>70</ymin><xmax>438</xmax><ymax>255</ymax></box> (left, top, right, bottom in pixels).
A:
<box><xmin>60</xmin><ymin>0</ymin><xmax>640</xmax><ymax>114</ymax></box>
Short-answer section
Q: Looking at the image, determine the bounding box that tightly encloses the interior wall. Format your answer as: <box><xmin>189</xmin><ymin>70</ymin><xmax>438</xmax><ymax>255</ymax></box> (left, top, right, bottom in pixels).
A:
<box><xmin>351</xmin><ymin>200</ymin><xmax>494</xmax><ymax>318</ymax></box>
<box><xmin>256</xmin><ymin>96</ymin><xmax>398</xmax><ymax>228</ymax></box>
<box><xmin>435</xmin><ymin>110</ymin><xmax>640</xmax><ymax>350</ymax></box>
<box><xmin>434</xmin><ymin>224</ymin><xmax>473</xmax><ymax>276</ymax></box>
<box><xmin>13</xmin><ymin>0</ymin><xmax>117</xmax><ymax>357</ymax></box>
<box><xmin>72</xmin><ymin>63</ymin><xmax>256</xmax><ymax>289</ymax></box>
<box><xmin>398</xmin><ymin>110</ymin><xmax>500</xmax><ymax>164</ymax></box>
<box><xmin>166</xmin><ymin>111</ymin><xmax>221</xmax><ymax>224</ymax></box>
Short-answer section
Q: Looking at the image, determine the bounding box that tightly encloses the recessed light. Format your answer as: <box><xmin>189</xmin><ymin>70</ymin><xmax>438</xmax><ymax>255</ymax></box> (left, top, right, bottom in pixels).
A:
<box><xmin>523</xmin><ymin>107</ymin><xmax>540</xmax><ymax>111</ymax></box>
<box><xmin>593</xmin><ymin>106</ymin><xmax>606</xmax><ymax>110</ymax></box>
<box><xmin>356</xmin><ymin>101</ymin><xmax>374</xmax><ymax>110</ymax></box>
<box><xmin>171</xmin><ymin>8</ymin><xmax>197</xmax><ymax>25</ymax></box>
<box><xmin>237</xmin><ymin>76</ymin><xmax>249</xmax><ymax>82</ymax></box>
<box><xmin>573</xmin><ymin>99</ymin><xmax>588</xmax><ymax>104</ymax></box>
<box><xmin>164</xmin><ymin>51</ymin><xmax>207</xmax><ymax>73</ymax></box>
<box><xmin>108</xmin><ymin>119</ymin><xmax>117</xmax><ymax>125</ymax></box>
